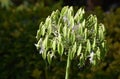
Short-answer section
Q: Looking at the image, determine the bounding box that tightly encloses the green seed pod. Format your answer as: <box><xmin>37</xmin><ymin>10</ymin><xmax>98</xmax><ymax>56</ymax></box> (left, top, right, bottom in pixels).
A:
<box><xmin>70</xmin><ymin>42</ymin><xmax>77</xmax><ymax>60</ymax></box>
<box><xmin>36</xmin><ymin>30</ymin><xmax>41</xmax><ymax>40</ymax></box>
<box><xmin>84</xmin><ymin>28</ymin><xmax>87</xmax><ymax>40</ymax></box>
<box><xmin>77</xmin><ymin>44</ymin><xmax>82</xmax><ymax>56</ymax></box>
<box><xmin>69</xmin><ymin>16</ymin><xmax>74</xmax><ymax>28</ymax></box>
<box><xmin>47</xmin><ymin>24</ymin><xmax>52</xmax><ymax>35</ymax></box>
<box><xmin>98</xmin><ymin>28</ymin><xmax>104</xmax><ymax>41</ymax></box>
<box><xmin>92</xmin><ymin>38</ymin><xmax>96</xmax><ymax>49</ymax></box>
<box><xmin>94</xmin><ymin>22</ymin><xmax>98</xmax><ymax>34</ymax></box>
<box><xmin>100</xmin><ymin>23</ymin><xmax>105</xmax><ymax>33</ymax></box>
<box><xmin>67</xmin><ymin>28</ymin><xmax>71</xmax><ymax>39</ymax></box>
<box><xmin>70</xmin><ymin>32</ymin><xmax>75</xmax><ymax>44</ymax></box>
<box><xmin>81</xmin><ymin>20</ymin><xmax>85</xmax><ymax>28</ymax></box>
<box><xmin>42</xmin><ymin>50</ymin><xmax>46</xmax><ymax>60</ymax></box>
<box><xmin>58</xmin><ymin>34</ymin><xmax>62</xmax><ymax>42</ymax></box>
<box><xmin>79</xmin><ymin>53</ymin><xmax>84</xmax><ymax>66</ymax></box>
<box><xmin>42</xmin><ymin>35</ymin><xmax>48</xmax><ymax>48</ymax></box>
<box><xmin>41</xmin><ymin>25</ymin><xmax>46</xmax><ymax>36</ymax></box>
<box><xmin>96</xmin><ymin>47</ymin><xmax>100</xmax><ymax>60</ymax></box>
<box><xmin>63</xmin><ymin>25</ymin><xmax>67</xmax><ymax>38</ymax></box>
<box><xmin>57</xmin><ymin>42</ymin><xmax>64</xmax><ymax>56</ymax></box>
<box><xmin>68</xmin><ymin>6</ymin><xmax>74</xmax><ymax>15</ymax></box>
<box><xmin>61</xmin><ymin>6</ymin><xmax>68</xmax><ymax>16</ymax></box>
<box><xmin>79</xmin><ymin>24</ymin><xmax>83</xmax><ymax>35</ymax></box>
<box><xmin>35</xmin><ymin>38</ymin><xmax>42</xmax><ymax>50</ymax></box>
<box><xmin>47</xmin><ymin>51</ymin><xmax>53</xmax><ymax>64</ymax></box>
<box><xmin>52</xmin><ymin>39</ymin><xmax>56</xmax><ymax>51</ymax></box>
<box><xmin>45</xmin><ymin>16</ymin><xmax>51</xmax><ymax>27</ymax></box>
<box><xmin>74</xmin><ymin>8</ymin><xmax>84</xmax><ymax>23</ymax></box>
<box><xmin>86</xmin><ymin>39</ymin><xmax>91</xmax><ymax>53</ymax></box>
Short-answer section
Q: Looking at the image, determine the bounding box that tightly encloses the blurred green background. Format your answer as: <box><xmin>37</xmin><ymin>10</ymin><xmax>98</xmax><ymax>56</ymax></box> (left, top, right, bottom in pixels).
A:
<box><xmin>0</xmin><ymin>0</ymin><xmax>120</xmax><ymax>79</ymax></box>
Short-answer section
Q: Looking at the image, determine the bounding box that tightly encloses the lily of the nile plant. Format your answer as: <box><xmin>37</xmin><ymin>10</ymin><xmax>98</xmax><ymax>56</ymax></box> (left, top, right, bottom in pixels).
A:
<box><xmin>35</xmin><ymin>6</ymin><xmax>107</xmax><ymax>79</ymax></box>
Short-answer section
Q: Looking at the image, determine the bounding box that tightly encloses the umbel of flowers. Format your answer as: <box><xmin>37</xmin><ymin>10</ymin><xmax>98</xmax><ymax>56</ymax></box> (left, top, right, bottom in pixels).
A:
<box><xmin>35</xmin><ymin>6</ymin><xmax>107</xmax><ymax>79</ymax></box>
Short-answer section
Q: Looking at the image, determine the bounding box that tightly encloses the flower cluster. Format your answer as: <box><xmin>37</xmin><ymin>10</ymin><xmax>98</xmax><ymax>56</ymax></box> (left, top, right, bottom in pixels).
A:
<box><xmin>35</xmin><ymin>6</ymin><xmax>107</xmax><ymax>66</ymax></box>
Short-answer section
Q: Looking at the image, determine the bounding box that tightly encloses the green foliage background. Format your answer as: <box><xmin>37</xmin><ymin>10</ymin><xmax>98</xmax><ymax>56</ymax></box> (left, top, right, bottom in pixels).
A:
<box><xmin>0</xmin><ymin>0</ymin><xmax>120</xmax><ymax>79</ymax></box>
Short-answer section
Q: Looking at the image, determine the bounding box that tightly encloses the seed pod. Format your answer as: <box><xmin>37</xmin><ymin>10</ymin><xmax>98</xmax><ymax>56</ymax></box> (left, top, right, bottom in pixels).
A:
<box><xmin>58</xmin><ymin>34</ymin><xmax>62</xmax><ymax>42</ymax></box>
<box><xmin>57</xmin><ymin>42</ymin><xmax>64</xmax><ymax>56</ymax></box>
<box><xmin>70</xmin><ymin>32</ymin><xmax>75</xmax><ymax>44</ymax></box>
<box><xmin>42</xmin><ymin>35</ymin><xmax>48</xmax><ymax>48</ymax></box>
<box><xmin>47</xmin><ymin>23</ymin><xmax>52</xmax><ymax>35</ymax></box>
<box><xmin>98</xmin><ymin>28</ymin><xmax>104</xmax><ymax>41</ymax></box>
<box><xmin>84</xmin><ymin>28</ymin><xmax>87</xmax><ymax>40</ymax></box>
<box><xmin>36</xmin><ymin>30</ymin><xmax>41</xmax><ymax>40</ymax></box>
<box><xmin>63</xmin><ymin>25</ymin><xmax>67</xmax><ymax>38</ymax></box>
<box><xmin>69</xmin><ymin>16</ymin><xmax>74</xmax><ymax>28</ymax></box>
<box><xmin>81</xmin><ymin>20</ymin><xmax>85</xmax><ymax>28</ymax></box>
<box><xmin>74</xmin><ymin>8</ymin><xmax>84</xmax><ymax>23</ymax></box>
<box><xmin>94</xmin><ymin>22</ymin><xmax>98</xmax><ymax>34</ymax></box>
<box><xmin>70</xmin><ymin>42</ymin><xmax>77</xmax><ymax>60</ymax></box>
<box><xmin>77</xmin><ymin>44</ymin><xmax>82</xmax><ymax>56</ymax></box>
<box><xmin>61</xmin><ymin>6</ymin><xmax>68</xmax><ymax>16</ymax></box>
<box><xmin>41</xmin><ymin>25</ymin><xmax>46</xmax><ymax>36</ymax></box>
<box><xmin>92</xmin><ymin>38</ymin><xmax>96</xmax><ymax>49</ymax></box>
<box><xmin>52</xmin><ymin>40</ymin><xmax>56</xmax><ymax>51</ymax></box>
<box><xmin>96</xmin><ymin>47</ymin><xmax>101</xmax><ymax>60</ymax></box>
<box><xmin>67</xmin><ymin>28</ymin><xmax>71</xmax><ymax>39</ymax></box>
<box><xmin>79</xmin><ymin>24</ymin><xmax>83</xmax><ymax>35</ymax></box>
<box><xmin>47</xmin><ymin>51</ymin><xmax>53</xmax><ymax>64</ymax></box>
<box><xmin>79</xmin><ymin>53</ymin><xmax>84</xmax><ymax>67</ymax></box>
<box><xmin>42</xmin><ymin>49</ymin><xmax>46</xmax><ymax>60</ymax></box>
<box><xmin>86</xmin><ymin>40</ymin><xmax>91</xmax><ymax>53</ymax></box>
<box><xmin>35</xmin><ymin>38</ymin><xmax>42</xmax><ymax>50</ymax></box>
<box><xmin>100</xmin><ymin>23</ymin><xmax>105</xmax><ymax>33</ymax></box>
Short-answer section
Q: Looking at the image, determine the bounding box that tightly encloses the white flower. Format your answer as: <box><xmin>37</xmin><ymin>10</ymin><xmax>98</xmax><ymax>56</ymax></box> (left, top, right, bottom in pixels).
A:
<box><xmin>89</xmin><ymin>51</ymin><xmax>94</xmax><ymax>63</ymax></box>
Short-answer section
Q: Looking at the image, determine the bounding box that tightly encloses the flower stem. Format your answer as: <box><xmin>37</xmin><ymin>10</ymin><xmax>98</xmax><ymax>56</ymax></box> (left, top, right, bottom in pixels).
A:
<box><xmin>65</xmin><ymin>54</ymin><xmax>71</xmax><ymax>79</ymax></box>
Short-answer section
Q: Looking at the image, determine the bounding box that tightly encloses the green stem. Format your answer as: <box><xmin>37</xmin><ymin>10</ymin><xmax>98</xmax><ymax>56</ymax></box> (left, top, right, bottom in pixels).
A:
<box><xmin>65</xmin><ymin>54</ymin><xmax>71</xmax><ymax>79</ymax></box>
<box><xmin>45</xmin><ymin>61</ymin><xmax>48</xmax><ymax>79</ymax></box>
